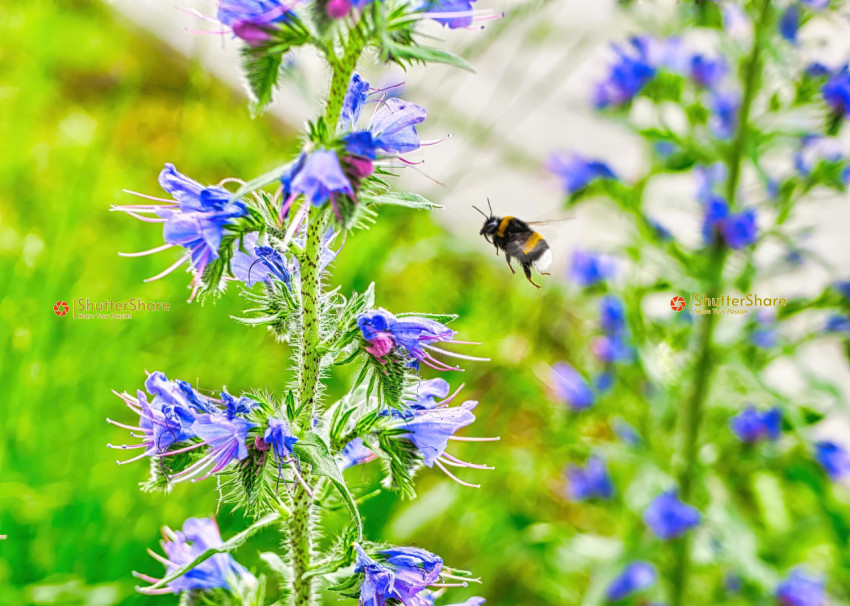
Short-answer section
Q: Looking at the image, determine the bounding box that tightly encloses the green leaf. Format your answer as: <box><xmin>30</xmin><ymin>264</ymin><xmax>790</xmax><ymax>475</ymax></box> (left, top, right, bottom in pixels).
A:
<box><xmin>292</xmin><ymin>433</ymin><xmax>363</xmax><ymax>540</ymax></box>
<box><xmin>231</xmin><ymin>163</ymin><xmax>291</xmax><ymax>202</ymax></box>
<box><xmin>384</xmin><ymin>42</ymin><xmax>475</xmax><ymax>72</ymax></box>
<box><xmin>361</xmin><ymin>190</ymin><xmax>442</xmax><ymax>210</ymax></box>
<box><xmin>241</xmin><ymin>47</ymin><xmax>284</xmax><ymax>115</ymax></box>
<box><xmin>146</xmin><ymin>512</ymin><xmax>283</xmax><ymax>590</ymax></box>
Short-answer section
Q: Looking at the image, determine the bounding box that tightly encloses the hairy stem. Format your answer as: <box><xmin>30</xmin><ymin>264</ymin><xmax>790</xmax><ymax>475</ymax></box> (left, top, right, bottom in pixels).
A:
<box><xmin>288</xmin><ymin>30</ymin><xmax>366</xmax><ymax>606</ymax></box>
<box><xmin>669</xmin><ymin>1</ymin><xmax>771</xmax><ymax>604</ymax></box>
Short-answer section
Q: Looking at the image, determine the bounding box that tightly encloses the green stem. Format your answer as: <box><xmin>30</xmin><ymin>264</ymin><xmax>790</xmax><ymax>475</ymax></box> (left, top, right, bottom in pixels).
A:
<box><xmin>669</xmin><ymin>1</ymin><xmax>771</xmax><ymax>604</ymax></box>
<box><xmin>288</xmin><ymin>30</ymin><xmax>366</xmax><ymax>606</ymax></box>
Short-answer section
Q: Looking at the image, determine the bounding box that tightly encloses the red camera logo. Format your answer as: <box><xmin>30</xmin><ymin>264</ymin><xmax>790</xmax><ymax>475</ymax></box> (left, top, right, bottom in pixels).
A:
<box><xmin>53</xmin><ymin>301</ymin><xmax>69</xmax><ymax>316</ymax></box>
<box><xmin>670</xmin><ymin>296</ymin><xmax>686</xmax><ymax>312</ymax></box>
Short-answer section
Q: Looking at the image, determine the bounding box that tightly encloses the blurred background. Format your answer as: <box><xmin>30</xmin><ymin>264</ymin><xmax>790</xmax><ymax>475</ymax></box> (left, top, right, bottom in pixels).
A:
<box><xmin>1</xmin><ymin>0</ymin><xmax>849</xmax><ymax>605</ymax></box>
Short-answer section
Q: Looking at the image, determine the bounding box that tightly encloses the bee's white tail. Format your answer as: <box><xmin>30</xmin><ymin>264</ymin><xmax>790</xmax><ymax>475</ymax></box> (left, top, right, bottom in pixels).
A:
<box><xmin>534</xmin><ymin>249</ymin><xmax>553</xmax><ymax>273</ymax></box>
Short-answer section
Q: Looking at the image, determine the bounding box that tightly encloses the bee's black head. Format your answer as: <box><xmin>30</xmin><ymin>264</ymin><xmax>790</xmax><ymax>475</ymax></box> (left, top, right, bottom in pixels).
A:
<box><xmin>479</xmin><ymin>216</ymin><xmax>500</xmax><ymax>236</ymax></box>
<box><xmin>473</xmin><ymin>200</ymin><xmax>499</xmax><ymax>237</ymax></box>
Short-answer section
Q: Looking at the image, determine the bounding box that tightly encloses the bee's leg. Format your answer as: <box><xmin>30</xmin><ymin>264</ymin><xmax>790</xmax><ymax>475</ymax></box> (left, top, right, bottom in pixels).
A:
<box><xmin>505</xmin><ymin>254</ymin><xmax>515</xmax><ymax>274</ymax></box>
<box><xmin>523</xmin><ymin>264</ymin><xmax>541</xmax><ymax>288</ymax></box>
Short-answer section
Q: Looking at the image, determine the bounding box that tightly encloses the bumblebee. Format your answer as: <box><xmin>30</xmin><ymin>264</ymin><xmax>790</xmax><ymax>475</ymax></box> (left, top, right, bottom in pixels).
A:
<box><xmin>475</xmin><ymin>200</ymin><xmax>553</xmax><ymax>288</ymax></box>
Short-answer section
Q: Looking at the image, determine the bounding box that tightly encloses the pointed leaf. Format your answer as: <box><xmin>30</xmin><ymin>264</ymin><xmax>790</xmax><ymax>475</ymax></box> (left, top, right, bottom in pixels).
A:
<box><xmin>292</xmin><ymin>433</ymin><xmax>363</xmax><ymax>539</ymax></box>
<box><xmin>361</xmin><ymin>190</ymin><xmax>442</xmax><ymax>210</ymax></box>
<box><xmin>241</xmin><ymin>47</ymin><xmax>284</xmax><ymax>115</ymax></box>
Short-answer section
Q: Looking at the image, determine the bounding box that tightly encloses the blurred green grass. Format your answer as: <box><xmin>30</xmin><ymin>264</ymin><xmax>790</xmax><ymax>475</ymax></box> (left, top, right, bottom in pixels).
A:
<box><xmin>0</xmin><ymin>2</ymin><xmax>588</xmax><ymax>604</ymax></box>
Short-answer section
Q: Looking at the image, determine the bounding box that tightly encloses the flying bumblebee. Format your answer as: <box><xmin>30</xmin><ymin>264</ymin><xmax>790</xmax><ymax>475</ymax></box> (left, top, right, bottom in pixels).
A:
<box><xmin>474</xmin><ymin>199</ymin><xmax>555</xmax><ymax>289</ymax></box>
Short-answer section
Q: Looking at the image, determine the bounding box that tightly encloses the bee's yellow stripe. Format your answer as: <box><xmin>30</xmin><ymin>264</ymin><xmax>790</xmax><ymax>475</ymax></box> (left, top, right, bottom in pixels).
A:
<box><xmin>497</xmin><ymin>216</ymin><xmax>514</xmax><ymax>237</ymax></box>
<box><xmin>522</xmin><ymin>232</ymin><xmax>543</xmax><ymax>254</ymax></box>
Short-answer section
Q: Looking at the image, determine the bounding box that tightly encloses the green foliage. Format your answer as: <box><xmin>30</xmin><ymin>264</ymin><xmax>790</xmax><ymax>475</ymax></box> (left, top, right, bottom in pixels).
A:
<box><xmin>241</xmin><ymin>48</ymin><xmax>284</xmax><ymax>116</ymax></box>
<box><xmin>291</xmin><ymin>434</ymin><xmax>363</xmax><ymax>540</ymax></box>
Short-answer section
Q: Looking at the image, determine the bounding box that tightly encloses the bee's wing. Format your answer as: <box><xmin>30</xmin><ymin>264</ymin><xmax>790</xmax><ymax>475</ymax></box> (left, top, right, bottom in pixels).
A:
<box><xmin>525</xmin><ymin>218</ymin><xmax>574</xmax><ymax>226</ymax></box>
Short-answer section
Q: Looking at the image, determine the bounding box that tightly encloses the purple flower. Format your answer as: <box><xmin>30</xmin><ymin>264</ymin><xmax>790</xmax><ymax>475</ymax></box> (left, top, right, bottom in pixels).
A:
<box><xmin>355</xmin><ymin>544</ymin><xmax>443</xmax><ymax>606</ymax></box>
<box><xmin>825</xmin><ymin>314</ymin><xmax>850</xmax><ymax>333</ymax></box>
<box><xmin>290</xmin><ymin>150</ymin><xmax>354</xmax><ymax>207</ymax></box>
<box><xmin>547</xmin><ymin>152</ymin><xmax>618</xmax><ymax>194</ymax></box>
<box><xmin>156</xmin><ymin>166</ymin><xmax>247</xmax><ymax>274</ymax></box>
<box><xmin>222</xmin><ymin>390</ymin><xmax>258</xmax><ymax>420</ymax></box>
<box><xmin>822</xmin><ymin>67</ymin><xmax>850</xmax><ymax>118</ymax></box>
<box><xmin>689</xmin><ymin>54</ymin><xmax>727</xmax><ymax>87</ymax></box>
<box><xmin>565</xmin><ymin>456</ymin><xmax>614</xmax><ymax>501</ymax></box>
<box><xmin>613</xmin><ymin>418</ymin><xmax>641</xmax><ymax>446</ymax></box>
<box><xmin>551</xmin><ymin>362</ymin><xmax>594</xmax><ymax>411</ymax></box>
<box><xmin>801</xmin><ymin>0</ymin><xmax>830</xmax><ymax>9</ymax></box>
<box><xmin>406</xmin><ymin>378</ymin><xmax>451</xmax><ymax>410</ymax></box>
<box><xmin>230</xmin><ymin>233</ymin><xmax>272</xmax><ymax>286</ymax></box>
<box><xmin>595</xmin><ymin>371</ymin><xmax>615</xmax><ymax>393</ymax></box>
<box><xmin>188</xmin><ymin>414</ymin><xmax>257</xmax><ymax>480</ymax></box>
<box><xmin>702</xmin><ymin>195</ymin><xmax>730</xmax><ymax>243</ymax></box>
<box><xmin>594</xmin><ymin>37</ymin><xmax>657</xmax><ymax>108</ymax></box>
<box><xmin>722</xmin><ymin>208</ymin><xmax>758</xmax><ymax>249</ymax></box>
<box><xmin>606</xmin><ymin>561</ymin><xmax>657</xmax><ymax>602</ymax></box>
<box><xmin>395</xmin><ymin>402</ymin><xmax>476</xmax><ymax>467</ymax></box>
<box><xmin>570</xmin><ymin>250</ymin><xmax>615</xmax><ymax>287</ymax></box>
<box><xmin>776</xmin><ymin>569</ymin><xmax>826</xmax><ymax>606</ymax></box>
<box><xmin>136</xmin><ymin>517</ymin><xmax>255</xmax><ymax>594</ymax></box>
<box><xmin>750</xmin><ymin>311</ymin><xmax>778</xmax><ymax>348</ymax></box>
<box><xmin>108</xmin><ymin>389</ymin><xmax>196</xmax><ymax>463</ymax></box>
<box><xmin>835</xmin><ymin>281</ymin><xmax>850</xmax><ymax>300</ymax></box>
<box><xmin>254</xmin><ymin>246</ymin><xmax>294</xmax><ymax>287</ymax></box>
<box><xmin>600</xmin><ymin>296</ymin><xmax>626</xmax><ymax>333</ymax></box>
<box><xmin>816</xmin><ymin>441</ymin><xmax>850</xmax><ymax>480</ymax></box>
<box><xmin>340</xmin><ymin>74</ymin><xmax>371</xmax><ymax>131</ymax></box>
<box><xmin>367</xmin><ymin>98</ymin><xmax>427</xmax><ymax>154</ymax></box>
<box><xmin>340</xmin><ymin>74</ymin><xmax>427</xmax><ymax>157</ymax></box>
<box><xmin>780</xmin><ymin>5</ymin><xmax>800</xmax><ymax>44</ymax></box>
<box><xmin>423</xmin><ymin>0</ymin><xmax>480</xmax><ymax>29</ymax></box>
<box><xmin>340</xmin><ymin>437</ymin><xmax>377</xmax><ymax>470</ymax></box>
<box><xmin>702</xmin><ymin>197</ymin><xmax>757</xmax><ymax>249</ymax></box>
<box><xmin>643</xmin><ymin>490</ymin><xmax>701</xmax><ymax>540</ymax></box>
<box><xmin>217</xmin><ymin>0</ymin><xmax>298</xmax><ymax>46</ymax></box>
<box><xmin>358</xmin><ymin>309</ymin><xmax>476</xmax><ymax>372</ymax></box>
<box><xmin>709</xmin><ymin>91</ymin><xmax>740</xmax><ymax>139</ymax></box>
<box><xmin>592</xmin><ymin>333</ymin><xmax>633</xmax><ymax>363</ymax></box>
<box><xmin>264</xmin><ymin>417</ymin><xmax>299</xmax><ymax>460</ymax></box>
<box><xmin>108</xmin><ymin>372</ymin><xmax>209</xmax><ymax>463</ymax></box>
<box><xmin>696</xmin><ymin>163</ymin><xmax>727</xmax><ymax>203</ymax></box>
<box><xmin>730</xmin><ymin>406</ymin><xmax>782</xmax><ymax>443</ymax></box>
<box><xmin>383</xmin><ymin>378</ymin><xmax>454</xmax><ymax>420</ymax></box>
<box><xmin>114</xmin><ymin>164</ymin><xmax>247</xmax><ymax>282</ymax></box>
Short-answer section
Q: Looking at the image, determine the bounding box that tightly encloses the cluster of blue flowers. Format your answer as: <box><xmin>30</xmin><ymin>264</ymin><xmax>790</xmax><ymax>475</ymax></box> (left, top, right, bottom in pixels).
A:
<box><xmin>135</xmin><ymin>517</ymin><xmax>256</xmax><ymax>595</ymax></box>
<box><xmin>541</xmin><ymin>2</ymin><xmax>850</xmax><ymax>601</ymax></box>
<box><xmin>113</xmin><ymin>164</ymin><xmax>247</xmax><ymax>284</ymax></box>
<box><xmin>340</xmin><ymin>378</ymin><xmax>496</xmax><ymax>487</ymax></box>
<box><xmin>358</xmin><ymin>308</ymin><xmax>488</xmax><ymax>372</ymax></box>
<box><xmin>108</xmin><ymin>371</ymin><xmax>259</xmax><ymax>482</ymax></box>
<box><xmin>592</xmin><ymin>295</ymin><xmax>633</xmax><ymax>366</ymax></box>
<box><xmin>354</xmin><ymin>545</ymin><xmax>484</xmax><ymax>606</ymax></box>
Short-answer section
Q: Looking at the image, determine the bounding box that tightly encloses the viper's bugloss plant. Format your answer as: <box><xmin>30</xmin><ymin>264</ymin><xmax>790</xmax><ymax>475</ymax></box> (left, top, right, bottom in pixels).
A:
<box><xmin>546</xmin><ymin>0</ymin><xmax>850</xmax><ymax>604</ymax></box>
<box><xmin>107</xmin><ymin>1</ymin><xmax>500</xmax><ymax>603</ymax></box>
